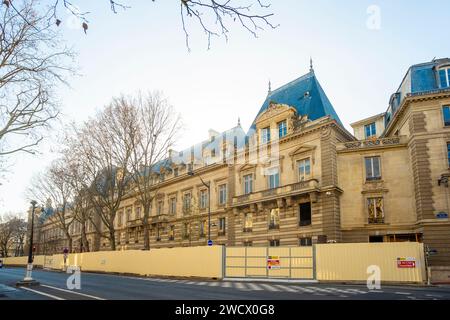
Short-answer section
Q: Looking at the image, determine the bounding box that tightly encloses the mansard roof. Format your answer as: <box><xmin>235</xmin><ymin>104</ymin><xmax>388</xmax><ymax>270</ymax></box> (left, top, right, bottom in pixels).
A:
<box><xmin>385</xmin><ymin>57</ymin><xmax>450</xmax><ymax>127</ymax></box>
<box><xmin>249</xmin><ymin>70</ymin><xmax>343</xmax><ymax>133</ymax></box>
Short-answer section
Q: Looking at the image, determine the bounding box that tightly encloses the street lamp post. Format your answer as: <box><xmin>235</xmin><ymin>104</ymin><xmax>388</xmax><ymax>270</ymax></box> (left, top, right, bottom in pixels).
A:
<box><xmin>17</xmin><ymin>200</ymin><xmax>40</xmax><ymax>287</ymax></box>
<box><xmin>188</xmin><ymin>170</ymin><xmax>211</xmax><ymax>245</ymax></box>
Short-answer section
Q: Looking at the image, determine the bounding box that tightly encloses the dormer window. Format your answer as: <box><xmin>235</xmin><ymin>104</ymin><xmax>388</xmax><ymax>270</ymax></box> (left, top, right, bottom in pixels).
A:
<box><xmin>439</xmin><ymin>67</ymin><xmax>450</xmax><ymax>88</ymax></box>
<box><xmin>261</xmin><ymin>127</ymin><xmax>271</xmax><ymax>144</ymax></box>
<box><xmin>278</xmin><ymin>120</ymin><xmax>287</xmax><ymax>138</ymax></box>
<box><xmin>364</xmin><ymin>122</ymin><xmax>376</xmax><ymax>139</ymax></box>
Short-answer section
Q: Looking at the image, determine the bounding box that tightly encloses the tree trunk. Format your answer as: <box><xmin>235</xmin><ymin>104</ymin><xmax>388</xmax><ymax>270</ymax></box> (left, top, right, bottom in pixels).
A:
<box><xmin>67</xmin><ymin>236</ymin><xmax>73</xmax><ymax>253</ymax></box>
<box><xmin>81</xmin><ymin>223</ymin><xmax>90</xmax><ymax>252</ymax></box>
<box><xmin>109</xmin><ymin>228</ymin><xmax>116</xmax><ymax>251</ymax></box>
<box><xmin>143</xmin><ymin>204</ymin><xmax>151</xmax><ymax>250</ymax></box>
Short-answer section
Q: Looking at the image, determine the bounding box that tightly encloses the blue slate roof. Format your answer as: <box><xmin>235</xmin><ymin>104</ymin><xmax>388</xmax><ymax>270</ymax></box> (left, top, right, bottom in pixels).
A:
<box><xmin>249</xmin><ymin>71</ymin><xmax>343</xmax><ymax>133</ymax></box>
<box><xmin>385</xmin><ymin>58</ymin><xmax>450</xmax><ymax>127</ymax></box>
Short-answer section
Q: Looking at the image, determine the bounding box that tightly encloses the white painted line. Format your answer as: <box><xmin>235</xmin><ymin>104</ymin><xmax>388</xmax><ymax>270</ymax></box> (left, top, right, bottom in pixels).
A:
<box><xmin>292</xmin><ymin>286</ymin><xmax>315</xmax><ymax>293</ymax></box>
<box><xmin>195</xmin><ymin>282</ymin><xmax>207</xmax><ymax>286</ymax></box>
<box><xmin>185</xmin><ymin>281</ymin><xmax>196</xmax><ymax>285</ymax></box>
<box><xmin>395</xmin><ymin>292</ymin><xmax>411</xmax><ymax>295</ymax></box>
<box><xmin>21</xmin><ymin>287</ymin><xmax>65</xmax><ymax>300</ymax></box>
<box><xmin>345</xmin><ymin>289</ymin><xmax>368</xmax><ymax>294</ymax></box>
<box><xmin>247</xmin><ymin>283</ymin><xmax>264</xmax><ymax>291</ymax></box>
<box><xmin>325</xmin><ymin>288</ymin><xmax>355</xmax><ymax>294</ymax></box>
<box><xmin>274</xmin><ymin>285</ymin><xmax>298</xmax><ymax>293</ymax></box>
<box><xmin>234</xmin><ymin>283</ymin><xmax>249</xmax><ymax>290</ymax></box>
<box><xmin>222</xmin><ymin>282</ymin><xmax>232</xmax><ymax>288</ymax></box>
<box><xmin>259</xmin><ymin>284</ymin><xmax>281</xmax><ymax>292</ymax></box>
<box><xmin>208</xmin><ymin>282</ymin><xmax>219</xmax><ymax>287</ymax></box>
<box><xmin>40</xmin><ymin>284</ymin><xmax>105</xmax><ymax>300</ymax></box>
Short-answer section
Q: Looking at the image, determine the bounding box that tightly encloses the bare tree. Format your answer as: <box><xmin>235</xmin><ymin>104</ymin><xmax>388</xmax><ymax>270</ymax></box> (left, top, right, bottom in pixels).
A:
<box><xmin>0</xmin><ymin>0</ymin><xmax>75</xmax><ymax>174</ymax></box>
<box><xmin>28</xmin><ymin>159</ymin><xmax>75</xmax><ymax>252</ymax></box>
<box><xmin>0</xmin><ymin>214</ymin><xmax>27</xmax><ymax>257</ymax></box>
<box><xmin>70</xmin><ymin>99</ymin><xmax>135</xmax><ymax>251</ymax></box>
<box><xmin>39</xmin><ymin>0</ymin><xmax>277</xmax><ymax>49</ymax></box>
<box><xmin>61</xmin><ymin>143</ymin><xmax>94</xmax><ymax>252</ymax></box>
<box><xmin>127</xmin><ymin>92</ymin><xmax>181</xmax><ymax>250</ymax></box>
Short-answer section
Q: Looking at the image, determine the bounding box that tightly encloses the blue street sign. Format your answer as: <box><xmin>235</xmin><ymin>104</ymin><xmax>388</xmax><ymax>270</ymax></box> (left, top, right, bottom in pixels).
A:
<box><xmin>207</xmin><ymin>240</ymin><xmax>213</xmax><ymax>246</ymax></box>
<box><xmin>436</xmin><ymin>212</ymin><xmax>448</xmax><ymax>219</ymax></box>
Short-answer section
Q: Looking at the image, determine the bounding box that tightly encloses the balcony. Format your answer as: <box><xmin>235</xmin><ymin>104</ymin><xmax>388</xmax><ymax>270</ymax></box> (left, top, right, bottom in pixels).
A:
<box><xmin>338</xmin><ymin>136</ymin><xmax>407</xmax><ymax>151</ymax></box>
<box><xmin>299</xmin><ymin>220</ymin><xmax>312</xmax><ymax>227</ymax></box>
<box><xmin>232</xmin><ymin>179</ymin><xmax>319</xmax><ymax>207</ymax></box>
<box><xmin>368</xmin><ymin>217</ymin><xmax>385</xmax><ymax>224</ymax></box>
<box><xmin>268</xmin><ymin>223</ymin><xmax>280</xmax><ymax>230</ymax></box>
<box><xmin>127</xmin><ymin>219</ymin><xmax>142</xmax><ymax>227</ymax></box>
<box><xmin>151</xmin><ymin>214</ymin><xmax>168</xmax><ymax>225</ymax></box>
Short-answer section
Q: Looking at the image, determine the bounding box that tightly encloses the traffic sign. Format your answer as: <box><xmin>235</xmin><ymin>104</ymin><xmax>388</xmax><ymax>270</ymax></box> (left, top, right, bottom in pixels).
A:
<box><xmin>207</xmin><ymin>240</ymin><xmax>213</xmax><ymax>246</ymax></box>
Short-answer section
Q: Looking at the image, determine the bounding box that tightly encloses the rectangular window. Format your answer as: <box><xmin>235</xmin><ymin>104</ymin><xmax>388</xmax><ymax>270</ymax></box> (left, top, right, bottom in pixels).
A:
<box><xmin>244</xmin><ymin>174</ymin><xmax>253</xmax><ymax>194</ymax></box>
<box><xmin>169</xmin><ymin>197</ymin><xmax>177</xmax><ymax>215</ymax></box>
<box><xmin>243</xmin><ymin>241</ymin><xmax>253</xmax><ymax>247</ymax></box>
<box><xmin>183</xmin><ymin>193</ymin><xmax>191</xmax><ymax>213</ymax></box>
<box><xmin>269</xmin><ymin>208</ymin><xmax>280</xmax><ymax>229</ymax></box>
<box><xmin>218</xmin><ymin>184</ymin><xmax>227</xmax><ymax>205</ymax></box>
<box><xmin>447</xmin><ymin>143</ymin><xmax>450</xmax><ymax>167</ymax></box>
<box><xmin>278</xmin><ymin>120</ymin><xmax>287</xmax><ymax>138</ymax></box>
<box><xmin>157</xmin><ymin>201</ymin><xmax>163</xmax><ymax>215</ymax></box>
<box><xmin>443</xmin><ymin>106</ymin><xmax>450</xmax><ymax>126</ymax></box>
<box><xmin>365</xmin><ymin>156</ymin><xmax>381</xmax><ymax>181</ymax></box>
<box><xmin>267</xmin><ymin>168</ymin><xmax>280</xmax><ymax>189</ymax></box>
<box><xmin>199</xmin><ymin>220</ymin><xmax>207</xmax><ymax>237</ymax></box>
<box><xmin>368</xmin><ymin>197</ymin><xmax>384</xmax><ymax>224</ymax></box>
<box><xmin>219</xmin><ymin>218</ymin><xmax>226</xmax><ymax>232</ymax></box>
<box><xmin>261</xmin><ymin>127</ymin><xmax>271</xmax><ymax>144</ymax></box>
<box><xmin>269</xmin><ymin>239</ymin><xmax>280</xmax><ymax>247</ymax></box>
<box><xmin>200</xmin><ymin>190</ymin><xmax>208</xmax><ymax>209</ymax></box>
<box><xmin>297</xmin><ymin>158</ymin><xmax>311</xmax><ymax>181</ymax></box>
<box><xmin>439</xmin><ymin>68</ymin><xmax>450</xmax><ymax>88</ymax></box>
<box><xmin>299</xmin><ymin>202</ymin><xmax>312</xmax><ymax>226</ymax></box>
<box><xmin>135</xmin><ymin>207</ymin><xmax>141</xmax><ymax>220</ymax></box>
<box><xmin>183</xmin><ymin>223</ymin><xmax>190</xmax><ymax>239</ymax></box>
<box><xmin>174</xmin><ymin>168</ymin><xmax>179</xmax><ymax>177</ymax></box>
<box><xmin>169</xmin><ymin>226</ymin><xmax>175</xmax><ymax>240</ymax></box>
<box><xmin>126</xmin><ymin>208</ymin><xmax>132</xmax><ymax>221</ymax></box>
<box><xmin>244</xmin><ymin>213</ymin><xmax>253</xmax><ymax>232</ymax></box>
<box><xmin>118</xmin><ymin>212</ymin><xmax>123</xmax><ymax>227</ymax></box>
<box><xmin>364</xmin><ymin>122</ymin><xmax>377</xmax><ymax>139</ymax></box>
<box><xmin>299</xmin><ymin>237</ymin><xmax>312</xmax><ymax>247</ymax></box>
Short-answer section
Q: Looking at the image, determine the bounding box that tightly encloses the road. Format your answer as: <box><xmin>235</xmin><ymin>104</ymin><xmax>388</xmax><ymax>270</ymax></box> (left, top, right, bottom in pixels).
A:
<box><xmin>1</xmin><ymin>267</ymin><xmax>450</xmax><ymax>300</ymax></box>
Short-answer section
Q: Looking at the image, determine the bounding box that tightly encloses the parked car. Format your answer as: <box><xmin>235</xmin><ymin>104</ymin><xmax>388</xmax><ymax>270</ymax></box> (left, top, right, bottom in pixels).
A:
<box><xmin>0</xmin><ymin>259</ymin><xmax>3</xmax><ymax>268</ymax></box>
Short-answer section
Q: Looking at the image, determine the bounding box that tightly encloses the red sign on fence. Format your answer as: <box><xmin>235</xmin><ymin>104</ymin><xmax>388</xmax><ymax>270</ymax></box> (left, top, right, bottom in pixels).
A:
<box><xmin>397</xmin><ymin>257</ymin><xmax>416</xmax><ymax>268</ymax></box>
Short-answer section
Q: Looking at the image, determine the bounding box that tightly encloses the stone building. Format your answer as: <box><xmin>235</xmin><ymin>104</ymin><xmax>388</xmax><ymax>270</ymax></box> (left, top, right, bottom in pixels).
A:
<box><xmin>31</xmin><ymin>58</ymin><xmax>450</xmax><ymax>267</ymax></box>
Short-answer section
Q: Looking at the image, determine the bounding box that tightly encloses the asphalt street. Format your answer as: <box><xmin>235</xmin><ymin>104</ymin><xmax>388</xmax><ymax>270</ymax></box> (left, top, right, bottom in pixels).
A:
<box><xmin>1</xmin><ymin>267</ymin><xmax>450</xmax><ymax>300</ymax></box>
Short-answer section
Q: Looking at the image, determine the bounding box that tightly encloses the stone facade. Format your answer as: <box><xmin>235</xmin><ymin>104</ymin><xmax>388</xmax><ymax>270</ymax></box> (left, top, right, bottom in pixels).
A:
<box><xmin>30</xmin><ymin>59</ymin><xmax>450</xmax><ymax>267</ymax></box>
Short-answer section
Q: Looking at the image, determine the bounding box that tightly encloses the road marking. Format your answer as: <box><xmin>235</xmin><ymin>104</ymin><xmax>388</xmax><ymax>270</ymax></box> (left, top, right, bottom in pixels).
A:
<box><xmin>222</xmin><ymin>282</ymin><xmax>232</xmax><ymax>288</ymax></box>
<box><xmin>259</xmin><ymin>284</ymin><xmax>281</xmax><ymax>292</ymax></box>
<box><xmin>345</xmin><ymin>289</ymin><xmax>368</xmax><ymax>294</ymax></box>
<box><xmin>246</xmin><ymin>283</ymin><xmax>264</xmax><ymax>291</ymax></box>
<box><xmin>307</xmin><ymin>287</ymin><xmax>333</xmax><ymax>293</ymax></box>
<box><xmin>195</xmin><ymin>282</ymin><xmax>207</xmax><ymax>286</ymax></box>
<box><xmin>40</xmin><ymin>284</ymin><xmax>105</xmax><ymax>300</ymax></box>
<box><xmin>21</xmin><ymin>287</ymin><xmax>65</xmax><ymax>300</ymax></box>
<box><xmin>274</xmin><ymin>285</ymin><xmax>298</xmax><ymax>292</ymax></box>
<box><xmin>395</xmin><ymin>292</ymin><xmax>411</xmax><ymax>295</ymax></box>
<box><xmin>325</xmin><ymin>288</ymin><xmax>355</xmax><ymax>294</ymax></box>
<box><xmin>234</xmin><ymin>283</ymin><xmax>250</xmax><ymax>291</ymax></box>
<box><xmin>291</xmin><ymin>286</ymin><xmax>315</xmax><ymax>293</ymax></box>
<box><xmin>208</xmin><ymin>282</ymin><xmax>219</xmax><ymax>287</ymax></box>
<box><xmin>426</xmin><ymin>294</ymin><xmax>443</xmax><ymax>298</ymax></box>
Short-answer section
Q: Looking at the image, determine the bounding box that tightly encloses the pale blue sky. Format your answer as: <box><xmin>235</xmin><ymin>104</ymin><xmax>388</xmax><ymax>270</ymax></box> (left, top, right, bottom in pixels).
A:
<box><xmin>1</xmin><ymin>0</ymin><xmax>449</xmax><ymax>215</ymax></box>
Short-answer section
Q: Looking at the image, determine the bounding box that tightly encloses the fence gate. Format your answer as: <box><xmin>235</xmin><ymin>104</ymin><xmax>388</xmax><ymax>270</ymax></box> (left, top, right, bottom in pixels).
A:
<box><xmin>224</xmin><ymin>246</ymin><xmax>315</xmax><ymax>280</ymax></box>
